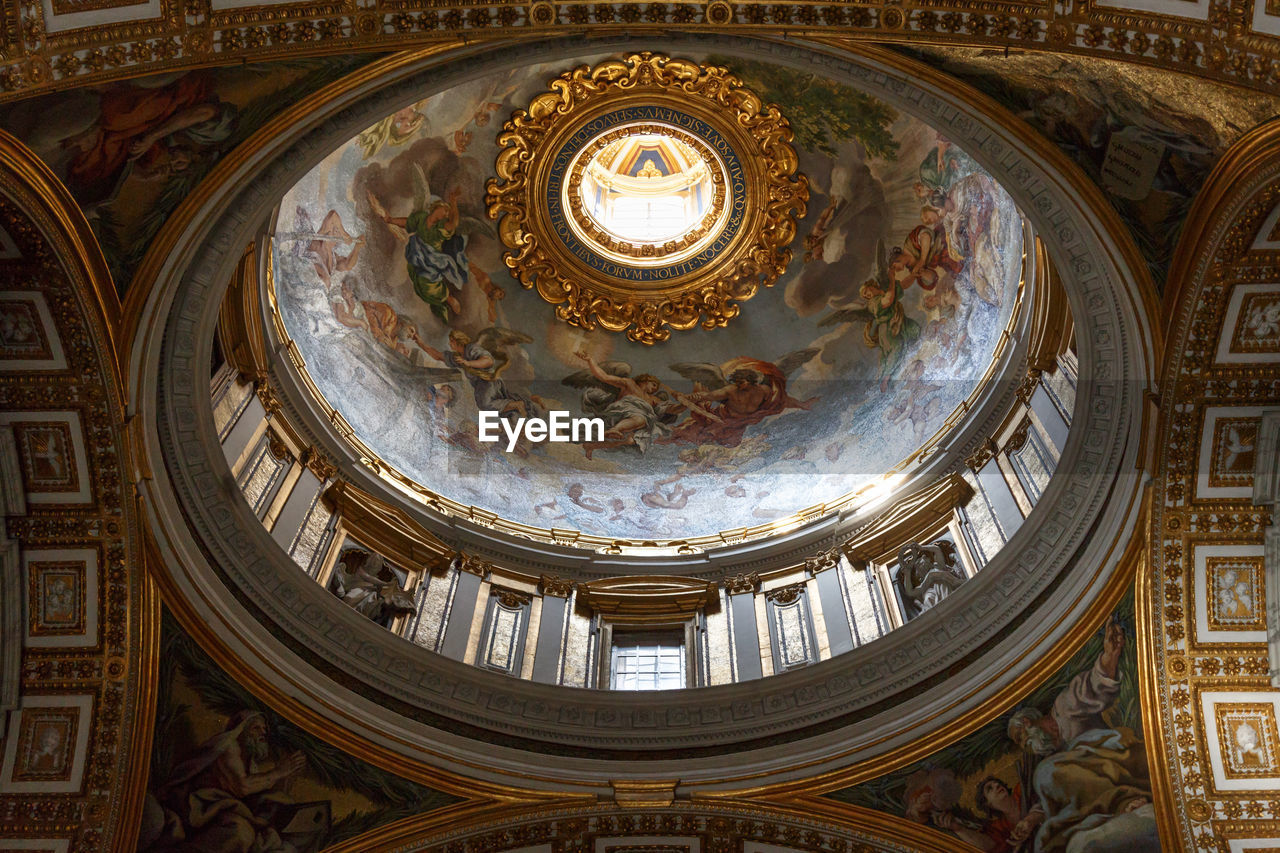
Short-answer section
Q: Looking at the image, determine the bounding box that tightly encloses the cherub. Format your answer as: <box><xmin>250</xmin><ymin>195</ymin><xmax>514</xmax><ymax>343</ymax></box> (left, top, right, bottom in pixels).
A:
<box><xmin>417</xmin><ymin>327</ymin><xmax>542</xmax><ymax>420</ymax></box>
<box><xmin>819</xmin><ymin>240</ymin><xmax>921</xmax><ymax>390</ymax></box>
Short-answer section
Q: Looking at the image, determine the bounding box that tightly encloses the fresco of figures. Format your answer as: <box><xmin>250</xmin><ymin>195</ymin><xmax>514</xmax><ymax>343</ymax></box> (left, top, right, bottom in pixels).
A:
<box><xmin>271</xmin><ymin>53</ymin><xmax>1024</xmax><ymax>540</ymax></box>
<box><xmin>137</xmin><ymin>612</ymin><xmax>459</xmax><ymax>853</ymax></box>
<box><xmin>899</xmin><ymin>46</ymin><xmax>1280</xmax><ymax>289</ymax></box>
<box><xmin>829</xmin><ymin>590</ymin><xmax>1159</xmax><ymax>853</ymax></box>
<box><xmin>0</xmin><ymin>57</ymin><xmax>375</xmax><ymax>290</ymax></box>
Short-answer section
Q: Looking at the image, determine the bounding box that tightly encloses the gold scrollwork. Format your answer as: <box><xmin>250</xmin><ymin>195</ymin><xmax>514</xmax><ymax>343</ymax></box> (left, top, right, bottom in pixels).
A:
<box><xmin>485</xmin><ymin>52</ymin><xmax>808</xmax><ymax>344</ymax></box>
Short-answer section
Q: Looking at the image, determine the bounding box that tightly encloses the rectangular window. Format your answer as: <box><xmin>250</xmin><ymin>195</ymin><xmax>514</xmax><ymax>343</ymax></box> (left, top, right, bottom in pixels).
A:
<box><xmin>609</xmin><ymin>631</ymin><xmax>686</xmax><ymax>691</ymax></box>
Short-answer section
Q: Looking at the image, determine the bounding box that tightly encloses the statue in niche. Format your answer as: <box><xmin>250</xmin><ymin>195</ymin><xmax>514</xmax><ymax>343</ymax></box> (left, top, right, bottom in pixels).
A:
<box><xmin>895</xmin><ymin>540</ymin><xmax>965</xmax><ymax>619</ymax></box>
<box><xmin>329</xmin><ymin>549</ymin><xmax>416</xmax><ymax>626</ymax></box>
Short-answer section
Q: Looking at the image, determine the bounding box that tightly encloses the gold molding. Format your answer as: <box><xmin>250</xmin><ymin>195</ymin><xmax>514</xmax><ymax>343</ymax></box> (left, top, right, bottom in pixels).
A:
<box><xmin>1026</xmin><ymin>235</ymin><xmax>1073</xmax><ymax>371</ymax></box>
<box><xmin>120</xmin><ymin>37</ymin><xmax>1162</xmax><ymax>802</ymax></box>
<box><xmin>840</xmin><ymin>472</ymin><xmax>974</xmax><ymax>565</ymax></box>
<box><xmin>141</xmin><ymin>526</ymin><xmax>561</xmax><ymax>800</ymax></box>
<box><xmin>225</xmin><ymin>40</ymin><xmax>1042</xmax><ymax>549</ymax></box>
<box><xmin>2</xmin><ymin>12</ymin><xmax>1279</xmax><ymax>106</ymax></box>
<box><xmin>803</xmin><ymin>547</ymin><xmax>841</xmax><ymax>575</ymax></box>
<box><xmin>577</xmin><ymin>575</ymin><xmax>718</xmax><ymax>618</ymax></box>
<box><xmin>111</xmin><ymin>540</ymin><xmax>162</xmax><ymax>853</ymax></box>
<box><xmin>0</xmin><ymin>145</ymin><xmax>160</xmax><ymax>852</ymax></box>
<box><xmin>323</xmin><ymin>794</ymin><xmax>976</xmax><ymax>852</ymax></box>
<box><xmin>759</xmin><ymin>793</ymin><xmax>998</xmax><ymax>853</ymax></box>
<box><xmin>538</xmin><ymin>574</ymin><xmax>574</xmax><ymax>598</ymax></box>
<box><xmin>455</xmin><ymin>551</ymin><xmax>494</xmax><ymax>577</ymax></box>
<box><xmin>486</xmin><ymin>52</ymin><xmax>808</xmax><ymax>344</ymax></box>
<box><xmin>1140</xmin><ymin>115</ymin><xmax>1280</xmax><ymax>852</ymax></box>
<box><xmin>1135</xmin><ymin>488</ymin><xmax>1182</xmax><ymax>853</ymax></box>
<box><xmin>611</xmin><ymin>779</ymin><xmax>679</xmax><ymax>808</ymax></box>
<box><xmin>1162</xmin><ymin>116</ymin><xmax>1280</xmax><ymax>336</ymax></box>
<box><xmin>216</xmin><ymin>241</ymin><xmax>270</xmax><ymax>380</ymax></box>
<box><xmin>325</xmin><ymin>480</ymin><xmax>455</xmax><ymax>572</ymax></box>
<box><xmin>723</xmin><ymin>571</ymin><xmax>761</xmax><ymax>594</ymax></box>
<box><xmin>320</xmin><ymin>798</ymin><xmax>568</xmax><ymax>853</ymax></box>
<box><xmin>719</xmin><ymin>487</ymin><xmax>1148</xmax><ymax>799</ymax></box>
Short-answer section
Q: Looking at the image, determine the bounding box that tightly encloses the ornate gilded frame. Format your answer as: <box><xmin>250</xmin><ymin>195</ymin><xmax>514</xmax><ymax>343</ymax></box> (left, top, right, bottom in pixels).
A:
<box><xmin>486</xmin><ymin>52</ymin><xmax>808</xmax><ymax>343</ymax></box>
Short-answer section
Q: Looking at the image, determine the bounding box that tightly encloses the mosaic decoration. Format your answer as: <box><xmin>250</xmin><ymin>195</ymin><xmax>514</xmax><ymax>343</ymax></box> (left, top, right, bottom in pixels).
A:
<box><xmin>1210</xmin><ymin>416</ymin><xmax>1260</xmax><ymax>489</ymax></box>
<box><xmin>1197</xmin><ymin>407</ymin><xmax>1264</xmax><ymax>500</ymax></box>
<box><xmin>895</xmin><ymin>46</ymin><xmax>1280</xmax><ymax>290</ymax></box>
<box><xmin>830</xmin><ymin>588</ymin><xmax>1158</xmax><ymax>853</ymax></box>
<box><xmin>1207</xmin><ymin>556</ymin><xmax>1267</xmax><ymax>634</ymax></box>
<box><xmin>26</xmin><ymin>558</ymin><xmax>86</xmax><ymax>636</ymax></box>
<box><xmin>1216</xmin><ymin>704</ymin><xmax>1280</xmax><ymax>780</ymax></box>
<box><xmin>1232</xmin><ymin>292</ymin><xmax>1280</xmax><ymax>354</ymax></box>
<box><xmin>10</xmin><ymin>706</ymin><xmax>79</xmax><ymax>783</ymax></box>
<box><xmin>0</xmin><ymin>694</ymin><xmax>94</xmax><ymax>794</ymax></box>
<box><xmin>138</xmin><ymin>610</ymin><xmax>463</xmax><ymax>852</ymax></box>
<box><xmin>272</xmin><ymin>51</ymin><xmax>1023</xmax><ymax>540</ymax></box>
<box><xmin>0</xmin><ymin>56</ymin><xmax>378</xmax><ymax>290</ymax></box>
<box><xmin>1219</xmin><ymin>283</ymin><xmax>1280</xmax><ymax>362</ymax></box>
<box><xmin>11</xmin><ymin>420</ymin><xmax>78</xmax><ymax>493</ymax></box>
<box><xmin>0</xmin><ymin>297</ymin><xmax>52</xmax><ymax>359</ymax></box>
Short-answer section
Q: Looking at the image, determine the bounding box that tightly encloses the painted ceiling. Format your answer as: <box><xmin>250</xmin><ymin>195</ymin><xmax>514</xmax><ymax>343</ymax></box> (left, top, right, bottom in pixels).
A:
<box><xmin>271</xmin><ymin>52</ymin><xmax>1024</xmax><ymax>541</ymax></box>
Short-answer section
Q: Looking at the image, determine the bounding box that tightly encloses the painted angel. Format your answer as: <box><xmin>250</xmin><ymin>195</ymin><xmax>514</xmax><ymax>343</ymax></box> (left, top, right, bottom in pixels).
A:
<box><xmin>367</xmin><ymin>164</ymin><xmax>504</xmax><ymax>323</ymax></box>
<box><xmin>562</xmin><ymin>352</ymin><xmax>715</xmax><ymax>459</ymax></box>
<box><xmin>417</xmin><ymin>327</ymin><xmax>542</xmax><ymax>420</ymax></box>
<box><xmin>820</xmin><ymin>240</ymin><xmax>920</xmax><ymax>390</ymax></box>
<box><xmin>356</xmin><ymin>102</ymin><xmax>426</xmax><ymax>159</ymax></box>
<box><xmin>661</xmin><ymin>348</ymin><xmax>819</xmax><ymax>448</ymax></box>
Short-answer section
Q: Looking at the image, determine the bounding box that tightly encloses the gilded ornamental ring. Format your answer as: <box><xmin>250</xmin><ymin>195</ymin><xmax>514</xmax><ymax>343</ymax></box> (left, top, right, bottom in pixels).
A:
<box><xmin>485</xmin><ymin>52</ymin><xmax>808</xmax><ymax>344</ymax></box>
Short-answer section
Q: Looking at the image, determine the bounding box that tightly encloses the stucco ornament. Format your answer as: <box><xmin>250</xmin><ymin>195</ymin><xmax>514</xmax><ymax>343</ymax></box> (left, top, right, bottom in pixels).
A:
<box><xmin>485</xmin><ymin>52</ymin><xmax>808</xmax><ymax>344</ymax></box>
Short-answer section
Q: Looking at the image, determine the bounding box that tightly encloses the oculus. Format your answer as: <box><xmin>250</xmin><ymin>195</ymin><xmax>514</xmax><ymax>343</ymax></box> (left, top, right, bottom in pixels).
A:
<box><xmin>571</xmin><ymin>127</ymin><xmax>726</xmax><ymax>260</ymax></box>
<box><xmin>486</xmin><ymin>53</ymin><xmax>808</xmax><ymax>344</ymax></box>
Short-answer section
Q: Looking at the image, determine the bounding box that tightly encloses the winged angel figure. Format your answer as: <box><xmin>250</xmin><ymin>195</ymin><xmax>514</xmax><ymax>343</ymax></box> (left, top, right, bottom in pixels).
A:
<box><xmin>367</xmin><ymin>164</ymin><xmax>504</xmax><ymax>323</ymax></box>
<box><xmin>417</xmin><ymin>327</ymin><xmax>544</xmax><ymax>420</ymax></box>
<box><xmin>661</xmin><ymin>348</ymin><xmax>820</xmax><ymax>448</ymax></box>
<box><xmin>819</xmin><ymin>239</ymin><xmax>920</xmax><ymax>390</ymax></box>
<box><xmin>563</xmin><ymin>351</ymin><xmax>722</xmax><ymax>459</ymax></box>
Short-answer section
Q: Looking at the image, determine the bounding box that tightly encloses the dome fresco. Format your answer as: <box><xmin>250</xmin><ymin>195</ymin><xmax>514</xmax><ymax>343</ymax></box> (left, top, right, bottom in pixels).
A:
<box><xmin>271</xmin><ymin>53</ymin><xmax>1024</xmax><ymax>541</ymax></box>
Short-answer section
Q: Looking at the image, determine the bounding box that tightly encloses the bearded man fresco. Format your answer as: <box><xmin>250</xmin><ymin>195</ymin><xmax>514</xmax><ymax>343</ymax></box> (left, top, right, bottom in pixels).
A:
<box><xmin>1006</xmin><ymin>617</ymin><xmax>1159</xmax><ymax>853</ymax></box>
<box><xmin>139</xmin><ymin>710</ymin><xmax>310</xmax><ymax>853</ymax></box>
